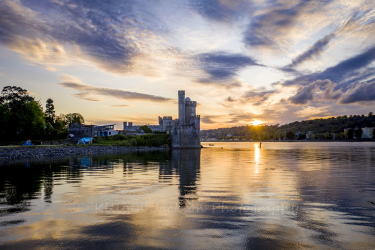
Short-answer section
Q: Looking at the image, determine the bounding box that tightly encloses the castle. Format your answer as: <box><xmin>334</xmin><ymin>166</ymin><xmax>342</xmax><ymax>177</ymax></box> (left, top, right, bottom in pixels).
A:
<box><xmin>123</xmin><ymin>90</ymin><xmax>201</xmax><ymax>148</ymax></box>
<box><xmin>170</xmin><ymin>90</ymin><xmax>201</xmax><ymax>148</ymax></box>
<box><xmin>69</xmin><ymin>91</ymin><xmax>200</xmax><ymax>148</ymax></box>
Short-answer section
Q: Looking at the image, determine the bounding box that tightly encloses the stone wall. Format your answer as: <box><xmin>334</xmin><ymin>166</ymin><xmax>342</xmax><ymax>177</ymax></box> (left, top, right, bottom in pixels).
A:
<box><xmin>171</xmin><ymin>124</ymin><xmax>201</xmax><ymax>148</ymax></box>
<box><xmin>0</xmin><ymin>145</ymin><xmax>169</xmax><ymax>164</ymax></box>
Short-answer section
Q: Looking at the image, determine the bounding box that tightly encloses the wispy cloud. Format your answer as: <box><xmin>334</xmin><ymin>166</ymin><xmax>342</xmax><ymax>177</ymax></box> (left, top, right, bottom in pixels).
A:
<box><xmin>288</xmin><ymin>78</ymin><xmax>375</xmax><ymax>105</ymax></box>
<box><xmin>189</xmin><ymin>0</ymin><xmax>252</xmax><ymax>22</ymax></box>
<box><xmin>72</xmin><ymin>92</ymin><xmax>101</xmax><ymax>102</ymax></box>
<box><xmin>242</xmin><ymin>0</ymin><xmax>330</xmax><ymax>50</ymax></box>
<box><xmin>283</xmin><ymin>33</ymin><xmax>336</xmax><ymax>70</ymax></box>
<box><xmin>106</xmin><ymin>105</ymin><xmax>131</xmax><ymax>108</ymax></box>
<box><xmin>288</xmin><ymin>79</ymin><xmax>341</xmax><ymax>104</ymax></box>
<box><xmin>242</xmin><ymin>90</ymin><xmax>276</xmax><ymax>105</ymax></box>
<box><xmin>201</xmin><ymin>115</ymin><xmax>220</xmax><ymax>124</ymax></box>
<box><xmin>279</xmin><ymin>45</ymin><xmax>375</xmax><ymax>105</ymax></box>
<box><xmin>191</xmin><ymin>51</ymin><xmax>260</xmax><ymax>87</ymax></box>
<box><xmin>340</xmin><ymin>80</ymin><xmax>375</xmax><ymax>104</ymax></box>
<box><xmin>0</xmin><ymin>0</ymin><xmax>170</xmax><ymax>75</ymax></box>
<box><xmin>58</xmin><ymin>75</ymin><xmax>174</xmax><ymax>103</ymax></box>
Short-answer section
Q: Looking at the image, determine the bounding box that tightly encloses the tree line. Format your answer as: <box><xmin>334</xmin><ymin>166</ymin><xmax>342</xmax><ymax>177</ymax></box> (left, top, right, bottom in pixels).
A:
<box><xmin>0</xmin><ymin>86</ymin><xmax>84</xmax><ymax>142</ymax></box>
<box><xmin>201</xmin><ymin>113</ymin><xmax>375</xmax><ymax>140</ymax></box>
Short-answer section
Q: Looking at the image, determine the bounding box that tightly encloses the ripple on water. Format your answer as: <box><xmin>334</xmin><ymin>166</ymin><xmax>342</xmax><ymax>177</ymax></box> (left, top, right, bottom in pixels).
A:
<box><xmin>0</xmin><ymin>142</ymin><xmax>375</xmax><ymax>248</ymax></box>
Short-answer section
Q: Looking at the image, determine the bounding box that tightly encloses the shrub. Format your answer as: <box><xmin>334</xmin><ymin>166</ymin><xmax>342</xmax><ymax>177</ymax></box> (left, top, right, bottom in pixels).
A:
<box><xmin>112</xmin><ymin>134</ymin><xmax>127</xmax><ymax>141</ymax></box>
<box><xmin>94</xmin><ymin>134</ymin><xmax>170</xmax><ymax>147</ymax></box>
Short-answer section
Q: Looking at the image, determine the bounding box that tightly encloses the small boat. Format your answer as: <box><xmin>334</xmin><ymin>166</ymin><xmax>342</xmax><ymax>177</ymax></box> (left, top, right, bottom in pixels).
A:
<box><xmin>208</xmin><ymin>144</ymin><xmax>215</xmax><ymax>146</ymax></box>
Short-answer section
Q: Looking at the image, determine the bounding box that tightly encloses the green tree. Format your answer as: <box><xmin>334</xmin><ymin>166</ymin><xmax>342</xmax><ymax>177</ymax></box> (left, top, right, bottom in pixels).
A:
<box><xmin>139</xmin><ymin>125</ymin><xmax>152</xmax><ymax>133</ymax></box>
<box><xmin>346</xmin><ymin>128</ymin><xmax>354</xmax><ymax>139</ymax></box>
<box><xmin>354</xmin><ymin>128</ymin><xmax>363</xmax><ymax>139</ymax></box>
<box><xmin>337</xmin><ymin>132</ymin><xmax>345</xmax><ymax>140</ymax></box>
<box><xmin>0</xmin><ymin>104</ymin><xmax>10</xmax><ymax>139</ymax></box>
<box><xmin>286</xmin><ymin>131</ymin><xmax>294</xmax><ymax>140</ymax></box>
<box><xmin>50</xmin><ymin>114</ymin><xmax>69</xmax><ymax>139</ymax></box>
<box><xmin>66</xmin><ymin>113</ymin><xmax>84</xmax><ymax>125</ymax></box>
<box><xmin>0</xmin><ymin>86</ymin><xmax>34</xmax><ymax>110</ymax></box>
<box><xmin>45</xmin><ymin>98</ymin><xmax>55</xmax><ymax>125</ymax></box>
<box><xmin>323</xmin><ymin>132</ymin><xmax>331</xmax><ymax>140</ymax></box>
<box><xmin>0</xmin><ymin>86</ymin><xmax>45</xmax><ymax>140</ymax></box>
<box><xmin>55</xmin><ymin>114</ymin><xmax>68</xmax><ymax>130</ymax></box>
<box><xmin>23</xmin><ymin>101</ymin><xmax>45</xmax><ymax>138</ymax></box>
<box><xmin>297</xmin><ymin>133</ymin><xmax>306</xmax><ymax>140</ymax></box>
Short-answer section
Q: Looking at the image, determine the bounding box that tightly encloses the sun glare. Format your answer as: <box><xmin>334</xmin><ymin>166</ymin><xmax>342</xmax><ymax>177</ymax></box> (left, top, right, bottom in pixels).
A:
<box><xmin>252</xmin><ymin>120</ymin><xmax>263</xmax><ymax>126</ymax></box>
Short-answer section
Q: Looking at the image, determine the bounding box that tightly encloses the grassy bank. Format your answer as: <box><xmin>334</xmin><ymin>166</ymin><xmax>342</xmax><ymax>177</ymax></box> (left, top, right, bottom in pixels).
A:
<box><xmin>94</xmin><ymin>134</ymin><xmax>171</xmax><ymax>147</ymax></box>
<box><xmin>0</xmin><ymin>134</ymin><xmax>171</xmax><ymax>148</ymax></box>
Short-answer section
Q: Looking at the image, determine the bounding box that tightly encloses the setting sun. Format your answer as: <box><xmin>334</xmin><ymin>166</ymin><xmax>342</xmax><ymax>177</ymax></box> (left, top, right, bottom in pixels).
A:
<box><xmin>251</xmin><ymin>120</ymin><xmax>263</xmax><ymax>126</ymax></box>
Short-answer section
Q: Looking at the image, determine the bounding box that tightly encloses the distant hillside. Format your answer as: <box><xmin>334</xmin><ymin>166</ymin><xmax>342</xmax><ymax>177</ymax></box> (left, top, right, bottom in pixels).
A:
<box><xmin>201</xmin><ymin>112</ymin><xmax>375</xmax><ymax>140</ymax></box>
<box><xmin>277</xmin><ymin>113</ymin><xmax>375</xmax><ymax>134</ymax></box>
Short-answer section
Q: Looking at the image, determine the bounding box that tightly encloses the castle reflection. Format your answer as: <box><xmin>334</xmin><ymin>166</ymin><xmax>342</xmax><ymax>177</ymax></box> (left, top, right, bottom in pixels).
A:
<box><xmin>123</xmin><ymin>149</ymin><xmax>201</xmax><ymax>207</ymax></box>
<box><xmin>171</xmin><ymin>149</ymin><xmax>200</xmax><ymax>207</ymax></box>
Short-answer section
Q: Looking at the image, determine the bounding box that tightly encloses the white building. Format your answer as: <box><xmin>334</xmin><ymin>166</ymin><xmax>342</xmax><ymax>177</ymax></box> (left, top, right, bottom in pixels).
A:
<box><xmin>362</xmin><ymin>127</ymin><xmax>374</xmax><ymax>139</ymax></box>
<box><xmin>98</xmin><ymin>124</ymin><xmax>118</xmax><ymax>136</ymax></box>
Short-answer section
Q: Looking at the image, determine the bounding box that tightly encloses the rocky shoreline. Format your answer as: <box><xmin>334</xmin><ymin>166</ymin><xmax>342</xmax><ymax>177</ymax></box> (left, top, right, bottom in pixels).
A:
<box><xmin>0</xmin><ymin>145</ymin><xmax>170</xmax><ymax>164</ymax></box>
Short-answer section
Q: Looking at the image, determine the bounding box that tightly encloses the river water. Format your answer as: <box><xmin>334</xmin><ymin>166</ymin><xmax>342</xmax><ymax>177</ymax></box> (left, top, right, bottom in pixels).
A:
<box><xmin>1</xmin><ymin>142</ymin><xmax>375</xmax><ymax>248</ymax></box>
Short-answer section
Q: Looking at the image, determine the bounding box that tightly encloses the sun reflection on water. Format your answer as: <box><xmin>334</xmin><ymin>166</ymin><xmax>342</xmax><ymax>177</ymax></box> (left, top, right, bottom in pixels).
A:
<box><xmin>254</xmin><ymin>143</ymin><xmax>260</xmax><ymax>174</ymax></box>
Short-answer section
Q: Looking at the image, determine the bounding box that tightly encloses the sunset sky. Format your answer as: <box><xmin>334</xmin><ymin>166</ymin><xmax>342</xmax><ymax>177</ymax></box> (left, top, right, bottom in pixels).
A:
<box><xmin>0</xmin><ymin>0</ymin><xmax>374</xmax><ymax>129</ymax></box>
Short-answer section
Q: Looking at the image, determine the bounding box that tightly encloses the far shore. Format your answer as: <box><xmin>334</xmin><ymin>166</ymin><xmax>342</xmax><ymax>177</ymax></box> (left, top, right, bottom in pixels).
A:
<box><xmin>201</xmin><ymin>139</ymin><xmax>375</xmax><ymax>142</ymax></box>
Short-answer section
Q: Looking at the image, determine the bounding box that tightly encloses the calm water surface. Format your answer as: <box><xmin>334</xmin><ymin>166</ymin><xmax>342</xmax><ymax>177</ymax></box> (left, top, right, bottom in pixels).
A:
<box><xmin>1</xmin><ymin>142</ymin><xmax>375</xmax><ymax>249</ymax></box>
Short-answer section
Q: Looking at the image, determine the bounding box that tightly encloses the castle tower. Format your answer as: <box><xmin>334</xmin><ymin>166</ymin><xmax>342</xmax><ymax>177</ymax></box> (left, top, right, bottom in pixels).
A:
<box><xmin>178</xmin><ymin>90</ymin><xmax>185</xmax><ymax>125</ymax></box>
<box><xmin>171</xmin><ymin>90</ymin><xmax>201</xmax><ymax>148</ymax></box>
<box><xmin>158</xmin><ymin>116</ymin><xmax>163</xmax><ymax>125</ymax></box>
<box><xmin>195</xmin><ymin>115</ymin><xmax>200</xmax><ymax>132</ymax></box>
<box><xmin>185</xmin><ymin>99</ymin><xmax>197</xmax><ymax>126</ymax></box>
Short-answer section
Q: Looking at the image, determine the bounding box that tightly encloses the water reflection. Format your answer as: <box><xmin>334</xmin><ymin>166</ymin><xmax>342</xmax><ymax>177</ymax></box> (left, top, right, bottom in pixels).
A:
<box><xmin>171</xmin><ymin>149</ymin><xmax>200</xmax><ymax>207</ymax></box>
<box><xmin>1</xmin><ymin>143</ymin><xmax>375</xmax><ymax>248</ymax></box>
<box><xmin>254</xmin><ymin>143</ymin><xmax>260</xmax><ymax>174</ymax></box>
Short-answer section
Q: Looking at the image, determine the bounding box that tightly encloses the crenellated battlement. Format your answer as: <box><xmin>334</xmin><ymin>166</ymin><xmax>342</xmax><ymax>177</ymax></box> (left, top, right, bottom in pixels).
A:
<box><xmin>185</xmin><ymin>100</ymin><xmax>197</xmax><ymax>106</ymax></box>
<box><xmin>138</xmin><ymin>91</ymin><xmax>200</xmax><ymax>147</ymax></box>
<box><xmin>124</xmin><ymin>91</ymin><xmax>199</xmax><ymax>141</ymax></box>
<box><xmin>172</xmin><ymin>90</ymin><xmax>200</xmax><ymax>148</ymax></box>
